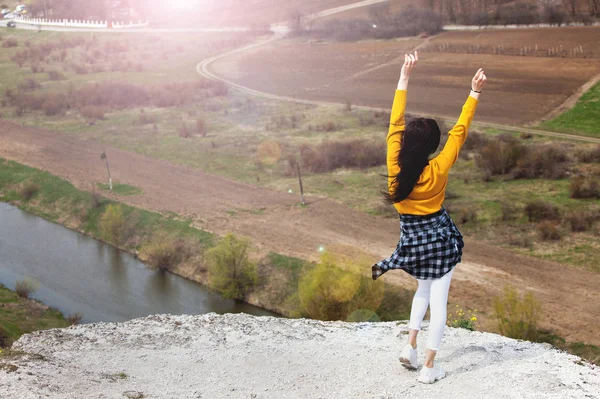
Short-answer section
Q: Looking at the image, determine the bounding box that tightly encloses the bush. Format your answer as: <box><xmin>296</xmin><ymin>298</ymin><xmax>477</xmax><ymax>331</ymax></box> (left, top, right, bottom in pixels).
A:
<box><xmin>570</xmin><ymin>176</ymin><xmax>600</xmax><ymax>199</ymax></box>
<box><xmin>299</xmin><ymin>139</ymin><xmax>385</xmax><ymax>173</ymax></box>
<box><xmin>524</xmin><ymin>200</ymin><xmax>560</xmax><ymax>222</ymax></box>
<box><xmin>67</xmin><ymin>313</ymin><xmax>83</xmax><ymax>325</ymax></box>
<box><xmin>448</xmin><ymin>204</ymin><xmax>477</xmax><ymax>225</ymax></box>
<box><xmin>536</xmin><ymin>221</ymin><xmax>562</xmax><ymax>241</ymax></box>
<box><xmin>42</xmin><ymin>93</ymin><xmax>68</xmax><ymax>116</ymax></box>
<box><xmin>0</xmin><ymin>325</ymin><xmax>9</xmax><ymax>348</ymax></box>
<box><xmin>179</xmin><ymin>123</ymin><xmax>192</xmax><ymax>138</ymax></box>
<box><xmin>100</xmin><ymin>205</ymin><xmax>126</xmax><ymax>247</ymax></box>
<box><xmin>17</xmin><ymin>79</ymin><xmax>41</xmax><ymax>92</ymax></box>
<box><xmin>19</xmin><ymin>182</ymin><xmax>39</xmax><ymax>201</ymax></box>
<box><xmin>137</xmin><ymin>111</ymin><xmax>157</xmax><ymax>125</ymax></box>
<box><xmin>196</xmin><ymin>118</ymin><xmax>207</xmax><ymax>137</ymax></box>
<box><xmin>493</xmin><ymin>285</ymin><xmax>542</xmax><ymax>342</ymax></box>
<box><xmin>206</xmin><ymin>234</ymin><xmax>258</xmax><ymax>300</ymax></box>
<box><xmin>74</xmin><ymin>64</ymin><xmax>89</xmax><ymax>75</ymax></box>
<box><xmin>566</xmin><ymin>211</ymin><xmax>594</xmax><ymax>232</ymax></box>
<box><xmin>142</xmin><ymin>234</ymin><xmax>192</xmax><ymax>271</ymax></box>
<box><xmin>15</xmin><ymin>278</ymin><xmax>39</xmax><ymax>299</ymax></box>
<box><xmin>297</xmin><ymin>253</ymin><xmax>384</xmax><ymax>321</ymax></box>
<box><xmin>500</xmin><ymin>201</ymin><xmax>519</xmax><ymax>221</ymax></box>
<box><xmin>47</xmin><ymin>70</ymin><xmax>66</xmax><ymax>81</ymax></box>
<box><xmin>513</xmin><ymin>144</ymin><xmax>570</xmax><ymax>180</ymax></box>
<box><xmin>80</xmin><ymin>105</ymin><xmax>106</xmax><ymax>121</ymax></box>
<box><xmin>2</xmin><ymin>38</ymin><xmax>18</xmax><ymax>48</ymax></box>
<box><xmin>476</xmin><ymin>135</ymin><xmax>525</xmax><ymax>176</ymax></box>
<box><xmin>447</xmin><ymin>305</ymin><xmax>478</xmax><ymax>331</ymax></box>
<box><xmin>575</xmin><ymin>146</ymin><xmax>600</xmax><ymax>163</ymax></box>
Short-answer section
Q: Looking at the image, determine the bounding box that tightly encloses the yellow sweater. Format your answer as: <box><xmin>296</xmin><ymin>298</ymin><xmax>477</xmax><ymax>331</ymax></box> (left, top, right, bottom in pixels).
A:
<box><xmin>387</xmin><ymin>90</ymin><xmax>479</xmax><ymax>215</ymax></box>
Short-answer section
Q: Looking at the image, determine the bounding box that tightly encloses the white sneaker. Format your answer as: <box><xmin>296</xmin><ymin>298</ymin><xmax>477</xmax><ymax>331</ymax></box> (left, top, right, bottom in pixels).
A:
<box><xmin>418</xmin><ymin>365</ymin><xmax>446</xmax><ymax>384</ymax></box>
<box><xmin>398</xmin><ymin>344</ymin><xmax>418</xmax><ymax>370</ymax></box>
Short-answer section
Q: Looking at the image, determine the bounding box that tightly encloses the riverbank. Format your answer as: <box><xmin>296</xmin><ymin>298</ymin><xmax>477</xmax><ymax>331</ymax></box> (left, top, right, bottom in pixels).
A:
<box><xmin>0</xmin><ymin>158</ymin><xmax>411</xmax><ymax>322</ymax></box>
<box><xmin>0</xmin><ymin>284</ymin><xmax>70</xmax><ymax>348</ymax></box>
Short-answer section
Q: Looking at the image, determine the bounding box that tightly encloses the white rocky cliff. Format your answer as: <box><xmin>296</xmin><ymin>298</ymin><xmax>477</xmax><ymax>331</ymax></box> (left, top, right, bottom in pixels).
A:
<box><xmin>1</xmin><ymin>313</ymin><xmax>599</xmax><ymax>398</ymax></box>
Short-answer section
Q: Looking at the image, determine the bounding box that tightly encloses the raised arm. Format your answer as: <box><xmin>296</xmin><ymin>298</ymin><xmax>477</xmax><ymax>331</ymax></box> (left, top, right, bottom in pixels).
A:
<box><xmin>387</xmin><ymin>52</ymin><xmax>418</xmax><ymax>179</ymax></box>
<box><xmin>433</xmin><ymin>68</ymin><xmax>487</xmax><ymax>174</ymax></box>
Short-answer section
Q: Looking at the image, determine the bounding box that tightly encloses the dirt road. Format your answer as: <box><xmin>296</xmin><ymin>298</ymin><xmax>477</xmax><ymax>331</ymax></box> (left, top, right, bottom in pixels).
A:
<box><xmin>1</xmin><ymin>120</ymin><xmax>599</xmax><ymax>345</ymax></box>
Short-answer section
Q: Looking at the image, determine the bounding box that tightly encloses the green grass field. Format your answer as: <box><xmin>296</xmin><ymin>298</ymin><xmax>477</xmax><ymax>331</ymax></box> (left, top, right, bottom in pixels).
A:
<box><xmin>541</xmin><ymin>81</ymin><xmax>600</xmax><ymax>138</ymax></box>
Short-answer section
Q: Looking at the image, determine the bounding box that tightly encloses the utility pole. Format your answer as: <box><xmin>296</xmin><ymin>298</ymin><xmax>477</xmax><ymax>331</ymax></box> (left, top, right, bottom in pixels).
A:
<box><xmin>296</xmin><ymin>163</ymin><xmax>305</xmax><ymax>205</ymax></box>
<box><xmin>101</xmin><ymin>149</ymin><xmax>112</xmax><ymax>191</ymax></box>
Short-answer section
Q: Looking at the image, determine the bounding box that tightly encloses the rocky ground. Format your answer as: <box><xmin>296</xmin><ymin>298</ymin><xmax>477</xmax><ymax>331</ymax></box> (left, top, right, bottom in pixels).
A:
<box><xmin>1</xmin><ymin>313</ymin><xmax>599</xmax><ymax>398</ymax></box>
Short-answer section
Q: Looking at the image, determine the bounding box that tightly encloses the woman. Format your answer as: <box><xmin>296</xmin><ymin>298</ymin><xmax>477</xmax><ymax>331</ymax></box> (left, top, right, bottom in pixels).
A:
<box><xmin>372</xmin><ymin>51</ymin><xmax>486</xmax><ymax>384</ymax></box>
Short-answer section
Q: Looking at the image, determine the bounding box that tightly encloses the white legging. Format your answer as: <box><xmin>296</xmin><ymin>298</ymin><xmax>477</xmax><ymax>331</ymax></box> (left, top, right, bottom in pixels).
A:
<box><xmin>408</xmin><ymin>269</ymin><xmax>454</xmax><ymax>351</ymax></box>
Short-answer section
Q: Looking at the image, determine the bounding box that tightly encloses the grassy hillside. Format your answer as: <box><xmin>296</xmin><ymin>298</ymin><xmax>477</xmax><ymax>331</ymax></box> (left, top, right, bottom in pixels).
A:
<box><xmin>542</xmin><ymin>81</ymin><xmax>600</xmax><ymax>137</ymax></box>
<box><xmin>0</xmin><ymin>284</ymin><xmax>70</xmax><ymax>348</ymax></box>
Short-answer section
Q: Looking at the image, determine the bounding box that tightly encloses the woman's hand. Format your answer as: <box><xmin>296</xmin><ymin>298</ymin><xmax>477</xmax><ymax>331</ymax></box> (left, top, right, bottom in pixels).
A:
<box><xmin>471</xmin><ymin>68</ymin><xmax>487</xmax><ymax>94</ymax></box>
<box><xmin>398</xmin><ymin>51</ymin><xmax>418</xmax><ymax>90</ymax></box>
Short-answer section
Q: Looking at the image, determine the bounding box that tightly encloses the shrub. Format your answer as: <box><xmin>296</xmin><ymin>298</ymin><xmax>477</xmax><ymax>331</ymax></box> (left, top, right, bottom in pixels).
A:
<box><xmin>100</xmin><ymin>205</ymin><xmax>126</xmax><ymax>247</ymax></box>
<box><xmin>575</xmin><ymin>146</ymin><xmax>600</xmax><ymax>163</ymax></box>
<box><xmin>137</xmin><ymin>111</ymin><xmax>157</xmax><ymax>125</ymax></box>
<box><xmin>17</xmin><ymin>79</ymin><xmax>41</xmax><ymax>92</ymax></box>
<box><xmin>142</xmin><ymin>234</ymin><xmax>192</xmax><ymax>271</ymax></box>
<box><xmin>524</xmin><ymin>200</ymin><xmax>560</xmax><ymax>222</ymax></box>
<box><xmin>493</xmin><ymin>285</ymin><xmax>542</xmax><ymax>342</ymax></box>
<box><xmin>179</xmin><ymin>123</ymin><xmax>192</xmax><ymax>138</ymax></box>
<box><xmin>42</xmin><ymin>93</ymin><xmax>68</xmax><ymax>116</ymax></box>
<box><xmin>570</xmin><ymin>176</ymin><xmax>600</xmax><ymax>199</ymax></box>
<box><xmin>299</xmin><ymin>139</ymin><xmax>384</xmax><ymax>173</ymax></box>
<box><xmin>0</xmin><ymin>325</ymin><xmax>9</xmax><ymax>348</ymax></box>
<box><xmin>448</xmin><ymin>204</ymin><xmax>477</xmax><ymax>225</ymax></box>
<box><xmin>513</xmin><ymin>144</ymin><xmax>570</xmax><ymax>180</ymax></box>
<box><xmin>536</xmin><ymin>221</ymin><xmax>562</xmax><ymax>241</ymax></box>
<box><xmin>67</xmin><ymin>313</ymin><xmax>83</xmax><ymax>325</ymax></box>
<box><xmin>297</xmin><ymin>253</ymin><xmax>384</xmax><ymax>321</ymax></box>
<box><xmin>476</xmin><ymin>135</ymin><xmax>525</xmax><ymax>176</ymax></box>
<box><xmin>500</xmin><ymin>201</ymin><xmax>519</xmax><ymax>221</ymax></box>
<box><xmin>195</xmin><ymin>118</ymin><xmax>207</xmax><ymax>137</ymax></box>
<box><xmin>206</xmin><ymin>234</ymin><xmax>258</xmax><ymax>300</ymax></box>
<box><xmin>19</xmin><ymin>182</ymin><xmax>39</xmax><ymax>201</ymax></box>
<box><xmin>447</xmin><ymin>305</ymin><xmax>478</xmax><ymax>331</ymax></box>
<box><xmin>2</xmin><ymin>38</ymin><xmax>18</xmax><ymax>48</ymax></box>
<box><xmin>463</xmin><ymin>131</ymin><xmax>488</xmax><ymax>151</ymax></box>
<box><xmin>566</xmin><ymin>211</ymin><xmax>594</xmax><ymax>232</ymax></box>
<box><xmin>81</xmin><ymin>105</ymin><xmax>106</xmax><ymax>121</ymax></box>
<box><xmin>47</xmin><ymin>70</ymin><xmax>66</xmax><ymax>81</ymax></box>
<box><xmin>74</xmin><ymin>64</ymin><xmax>89</xmax><ymax>75</ymax></box>
<box><xmin>15</xmin><ymin>278</ymin><xmax>39</xmax><ymax>299</ymax></box>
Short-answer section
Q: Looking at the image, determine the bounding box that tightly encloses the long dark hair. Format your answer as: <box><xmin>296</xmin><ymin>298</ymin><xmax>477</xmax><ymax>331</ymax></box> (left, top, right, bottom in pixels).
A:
<box><xmin>384</xmin><ymin>118</ymin><xmax>441</xmax><ymax>204</ymax></box>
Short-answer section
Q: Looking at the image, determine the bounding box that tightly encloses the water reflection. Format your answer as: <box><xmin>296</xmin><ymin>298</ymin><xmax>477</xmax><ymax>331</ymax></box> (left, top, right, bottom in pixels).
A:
<box><xmin>0</xmin><ymin>204</ymin><xmax>277</xmax><ymax>323</ymax></box>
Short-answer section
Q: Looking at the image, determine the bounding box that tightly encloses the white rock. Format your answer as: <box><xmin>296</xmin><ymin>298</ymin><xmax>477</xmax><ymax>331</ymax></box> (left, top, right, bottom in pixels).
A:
<box><xmin>0</xmin><ymin>313</ymin><xmax>599</xmax><ymax>398</ymax></box>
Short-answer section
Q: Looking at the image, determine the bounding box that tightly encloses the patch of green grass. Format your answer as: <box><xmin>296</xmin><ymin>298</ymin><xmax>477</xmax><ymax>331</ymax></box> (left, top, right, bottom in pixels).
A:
<box><xmin>541</xmin><ymin>81</ymin><xmax>600</xmax><ymax>138</ymax></box>
<box><xmin>267</xmin><ymin>252</ymin><xmax>306</xmax><ymax>273</ymax></box>
<box><xmin>97</xmin><ymin>182</ymin><xmax>143</xmax><ymax>196</ymax></box>
<box><xmin>0</xmin><ymin>284</ymin><xmax>69</xmax><ymax>348</ymax></box>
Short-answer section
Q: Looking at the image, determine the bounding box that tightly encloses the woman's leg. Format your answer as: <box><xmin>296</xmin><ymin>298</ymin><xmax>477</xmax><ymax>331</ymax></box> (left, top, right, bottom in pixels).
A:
<box><xmin>407</xmin><ymin>278</ymin><xmax>432</xmax><ymax>348</ymax></box>
<box><xmin>423</xmin><ymin>269</ymin><xmax>455</xmax><ymax>368</ymax></box>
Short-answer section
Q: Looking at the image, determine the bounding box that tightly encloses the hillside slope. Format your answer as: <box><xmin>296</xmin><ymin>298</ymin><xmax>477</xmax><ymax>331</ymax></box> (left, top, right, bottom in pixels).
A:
<box><xmin>1</xmin><ymin>313</ymin><xmax>599</xmax><ymax>398</ymax></box>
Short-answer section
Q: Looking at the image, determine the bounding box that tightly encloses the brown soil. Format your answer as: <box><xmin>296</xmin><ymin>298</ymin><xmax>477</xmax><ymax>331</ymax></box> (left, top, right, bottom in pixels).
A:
<box><xmin>1</xmin><ymin>120</ymin><xmax>599</xmax><ymax>345</ymax></box>
<box><xmin>213</xmin><ymin>28</ymin><xmax>600</xmax><ymax>124</ymax></box>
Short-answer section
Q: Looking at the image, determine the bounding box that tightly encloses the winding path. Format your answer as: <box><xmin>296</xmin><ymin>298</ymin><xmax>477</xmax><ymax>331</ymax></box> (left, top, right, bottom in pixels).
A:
<box><xmin>197</xmin><ymin>22</ymin><xmax>600</xmax><ymax>144</ymax></box>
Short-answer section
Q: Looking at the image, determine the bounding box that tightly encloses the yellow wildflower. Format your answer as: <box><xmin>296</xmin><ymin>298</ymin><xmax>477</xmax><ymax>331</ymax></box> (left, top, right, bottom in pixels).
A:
<box><xmin>471</xmin><ymin>316</ymin><xmax>477</xmax><ymax>322</ymax></box>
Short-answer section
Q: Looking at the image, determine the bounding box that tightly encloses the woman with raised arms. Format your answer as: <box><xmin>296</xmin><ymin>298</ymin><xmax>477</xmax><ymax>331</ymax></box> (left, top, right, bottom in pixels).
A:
<box><xmin>373</xmin><ymin>51</ymin><xmax>487</xmax><ymax>384</ymax></box>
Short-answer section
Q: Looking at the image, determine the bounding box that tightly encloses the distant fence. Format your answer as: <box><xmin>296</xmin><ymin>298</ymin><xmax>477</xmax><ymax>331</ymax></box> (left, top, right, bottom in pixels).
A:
<box><xmin>444</xmin><ymin>22</ymin><xmax>600</xmax><ymax>30</ymax></box>
<box><xmin>14</xmin><ymin>17</ymin><xmax>149</xmax><ymax>29</ymax></box>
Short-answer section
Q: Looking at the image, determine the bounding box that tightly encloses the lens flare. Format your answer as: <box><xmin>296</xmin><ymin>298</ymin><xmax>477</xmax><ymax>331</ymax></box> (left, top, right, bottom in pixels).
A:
<box><xmin>257</xmin><ymin>139</ymin><xmax>282</xmax><ymax>165</ymax></box>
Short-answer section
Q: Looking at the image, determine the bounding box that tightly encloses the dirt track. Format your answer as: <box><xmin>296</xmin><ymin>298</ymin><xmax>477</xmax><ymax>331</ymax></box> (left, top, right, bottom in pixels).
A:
<box><xmin>1</xmin><ymin>120</ymin><xmax>599</xmax><ymax>345</ymax></box>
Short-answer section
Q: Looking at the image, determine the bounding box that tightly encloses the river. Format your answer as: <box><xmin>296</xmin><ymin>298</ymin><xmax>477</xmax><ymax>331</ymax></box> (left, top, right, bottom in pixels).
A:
<box><xmin>0</xmin><ymin>203</ymin><xmax>276</xmax><ymax>323</ymax></box>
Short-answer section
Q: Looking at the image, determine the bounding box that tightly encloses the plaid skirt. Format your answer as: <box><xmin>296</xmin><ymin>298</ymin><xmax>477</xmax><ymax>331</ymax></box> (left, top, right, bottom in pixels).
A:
<box><xmin>372</xmin><ymin>207</ymin><xmax>463</xmax><ymax>281</ymax></box>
